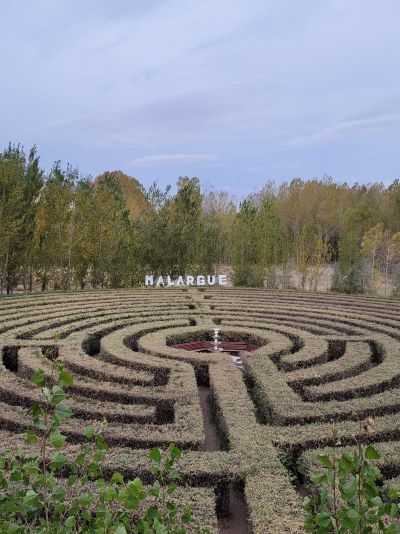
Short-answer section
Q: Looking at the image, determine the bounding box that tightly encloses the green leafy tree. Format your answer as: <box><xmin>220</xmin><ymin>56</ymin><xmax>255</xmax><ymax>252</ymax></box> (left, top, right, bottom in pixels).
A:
<box><xmin>231</xmin><ymin>199</ymin><xmax>264</xmax><ymax>287</ymax></box>
<box><xmin>0</xmin><ymin>144</ymin><xmax>43</xmax><ymax>293</ymax></box>
<box><xmin>91</xmin><ymin>173</ymin><xmax>133</xmax><ymax>288</ymax></box>
<box><xmin>33</xmin><ymin>163</ymin><xmax>76</xmax><ymax>290</ymax></box>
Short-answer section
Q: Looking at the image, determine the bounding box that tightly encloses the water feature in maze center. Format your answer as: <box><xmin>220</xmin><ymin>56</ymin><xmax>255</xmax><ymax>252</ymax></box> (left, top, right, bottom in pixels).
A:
<box><xmin>172</xmin><ymin>327</ymin><xmax>248</xmax><ymax>370</ymax></box>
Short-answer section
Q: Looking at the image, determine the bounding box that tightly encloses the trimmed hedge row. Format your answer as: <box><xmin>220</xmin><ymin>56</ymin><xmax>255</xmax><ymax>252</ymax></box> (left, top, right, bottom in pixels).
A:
<box><xmin>2</xmin><ymin>287</ymin><xmax>400</xmax><ymax>533</ymax></box>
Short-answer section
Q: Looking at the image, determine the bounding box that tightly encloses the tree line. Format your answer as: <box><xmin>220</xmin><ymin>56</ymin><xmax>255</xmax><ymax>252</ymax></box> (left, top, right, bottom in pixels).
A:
<box><xmin>1</xmin><ymin>144</ymin><xmax>400</xmax><ymax>295</ymax></box>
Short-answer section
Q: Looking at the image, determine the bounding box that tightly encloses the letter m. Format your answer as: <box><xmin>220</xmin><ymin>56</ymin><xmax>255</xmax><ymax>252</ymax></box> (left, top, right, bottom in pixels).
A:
<box><xmin>145</xmin><ymin>275</ymin><xmax>154</xmax><ymax>286</ymax></box>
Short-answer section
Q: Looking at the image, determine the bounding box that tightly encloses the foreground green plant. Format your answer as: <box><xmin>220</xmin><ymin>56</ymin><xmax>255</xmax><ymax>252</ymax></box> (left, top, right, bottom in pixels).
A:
<box><xmin>303</xmin><ymin>419</ymin><xmax>400</xmax><ymax>533</ymax></box>
<box><xmin>0</xmin><ymin>359</ymin><xmax>207</xmax><ymax>533</ymax></box>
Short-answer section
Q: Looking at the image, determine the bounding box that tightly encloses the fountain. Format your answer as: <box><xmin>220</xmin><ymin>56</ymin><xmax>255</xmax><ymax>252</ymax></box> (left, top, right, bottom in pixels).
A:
<box><xmin>212</xmin><ymin>328</ymin><xmax>223</xmax><ymax>352</ymax></box>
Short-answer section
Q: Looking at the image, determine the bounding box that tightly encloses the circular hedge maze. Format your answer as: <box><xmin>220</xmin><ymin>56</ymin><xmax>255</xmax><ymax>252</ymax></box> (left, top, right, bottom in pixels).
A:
<box><xmin>1</xmin><ymin>288</ymin><xmax>400</xmax><ymax>533</ymax></box>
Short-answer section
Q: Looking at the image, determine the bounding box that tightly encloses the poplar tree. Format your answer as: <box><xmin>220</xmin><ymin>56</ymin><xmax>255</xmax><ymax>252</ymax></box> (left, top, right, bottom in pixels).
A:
<box><xmin>0</xmin><ymin>144</ymin><xmax>43</xmax><ymax>293</ymax></box>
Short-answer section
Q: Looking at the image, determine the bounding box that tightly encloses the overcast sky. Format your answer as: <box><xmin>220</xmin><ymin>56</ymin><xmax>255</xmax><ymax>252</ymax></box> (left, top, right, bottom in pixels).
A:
<box><xmin>1</xmin><ymin>0</ymin><xmax>399</xmax><ymax>197</ymax></box>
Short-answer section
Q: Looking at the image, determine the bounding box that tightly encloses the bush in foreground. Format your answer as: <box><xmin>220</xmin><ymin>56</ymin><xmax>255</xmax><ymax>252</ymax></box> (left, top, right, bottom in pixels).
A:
<box><xmin>303</xmin><ymin>420</ymin><xmax>400</xmax><ymax>533</ymax></box>
<box><xmin>0</xmin><ymin>360</ymin><xmax>207</xmax><ymax>533</ymax></box>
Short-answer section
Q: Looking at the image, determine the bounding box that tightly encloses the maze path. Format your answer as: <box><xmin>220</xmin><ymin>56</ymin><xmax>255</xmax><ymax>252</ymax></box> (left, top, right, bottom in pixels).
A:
<box><xmin>1</xmin><ymin>288</ymin><xmax>400</xmax><ymax>533</ymax></box>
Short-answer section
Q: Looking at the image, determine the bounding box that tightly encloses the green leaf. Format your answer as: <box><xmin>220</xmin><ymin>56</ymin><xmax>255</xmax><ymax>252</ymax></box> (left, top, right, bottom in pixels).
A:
<box><xmin>114</xmin><ymin>527</ymin><xmax>127</xmax><ymax>534</ymax></box>
<box><xmin>96</xmin><ymin>434</ymin><xmax>108</xmax><ymax>451</ymax></box>
<box><xmin>64</xmin><ymin>516</ymin><xmax>75</xmax><ymax>529</ymax></box>
<box><xmin>58</xmin><ymin>370</ymin><xmax>73</xmax><ymax>388</ymax></box>
<box><xmin>129</xmin><ymin>477</ymin><xmax>143</xmax><ymax>492</ymax></box>
<box><xmin>31</xmin><ymin>369</ymin><xmax>45</xmax><ymax>387</ymax></box>
<box><xmin>67</xmin><ymin>474</ymin><xmax>77</xmax><ymax>487</ymax></box>
<box><xmin>316</xmin><ymin>453</ymin><xmax>333</xmax><ymax>469</ymax></box>
<box><xmin>341</xmin><ymin>478</ymin><xmax>357</xmax><ymax>496</ymax></box>
<box><xmin>149</xmin><ymin>447</ymin><xmax>162</xmax><ymax>462</ymax></box>
<box><xmin>339</xmin><ymin>453</ymin><xmax>355</xmax><ymax>473</ymax></box>
<box><xmin>51</xmin><ymin>485</ymin><xmax>66</xmax><ymax>501</ymax></box>
<box><xmin>22</xmin><ymin>489</ymin><xmax>40</xmax><ymax>509</ymax></box>
<box><xmin>315</xmin><ymin>511</ymin><xmax>334</xmax><ymax>528</ymax></box>
<box><xmin>365</xmin><ymin>464</ymin><xmax>382</xmax><ymax>480</ymax></box>
<box><xmin>42</xmin><ymin>386</ymin><xmax>52</xmax><ymax>402</ymax></box>
<box><xmin>388</xmin><ymin>486</ymin><xmax>400</xmax><ymax>500</ymax></box>
<box><xmin>82</xmin><ymin>510</ymin><xmax>92</xmax><ymax>521</ymax></box>
<box><xmin>21</xmin><ymin>429</ymin><xmax>38</xmax><ymax>445</ymax></box>
<box><xmin>341</xmin><ymin>508</ymin><xmax>360</xmax><ymax>528</ymax></box>
<box><xmin>2</xmin><ymin>523</ymin><xmax>22</xmax><ymax>534</ymax></box>
<box><xmin>370</xmin><ymin>496</ymin><xmax>383</xmax><ymax>507</ymax></box>
<box><xmin>365</xmin><ymin>445</ymin><xmax>380</xmax><ymax>460</ymax></box>
<box><xmin>84</xmin><ymin>425</ymin><xmax>95</xmax><ymax>439</ymax></box>
<box><xmin>23</xmin><ymin>464</ymin><xmax>40</xmax><ymax>476</ymax></box>
<box><xmin>150</xmin><ymin>480</ymin><xmax>160</xmax><ymax>497</ymax></box>
<box><xmin>50</xmin><ymin>385</ymin><xmax>65</xmax><ymax>405</ymax></box>
<box><xmin>34</xmin><ymin>419</ymin><xmax>46</xmax><ymax>432</ymax></box>
<box><xmin>383</xmin><ymin>503</ymin><xmax>398</xmax><ymax>517</ymax></box>
<box><xmin>181</xmin><ymin>505</ymin><xmax>192</xmax><ymax>524</ymax></box>
<box><xmin>27</xmin><ymin>402</ymin><xmax>43</xmax><ymax>420</ymax></box>
<box><xmin>79</xmin><ymin>492</ymin><xmax>93</xmax><ymax>506</ymax></box>
<box><xmin>55</xmin><ymin>359</ymin><xmax>64</xmax><ymax>372</ymax></box>
<box><xmin>94</xmin><ymin>450</ymin><xmax>107</xmax><ymax>462</ymax></box>
<box><xmin>168</xmin><ymin>467</ymin><xmax>181</xmax><ymax>480</ymax></box>
<box><xmin>95</xmin><ymin>478</ymin><xmax>105</xmax><ymax>489</ymax></box>
<box><xmin>311</xmin><ymin>473</ymin><xmax>329</xmax><ymax>485</ymax></box>
<box><xmin>74</xmin><ymin>452</ymin><xmax>86</xmax><ymax>466</ymax></box>
<box><xmin>167</xmin><ymin>482</ymin><xmax>177</xmax><ymax>495</ymax></box>
<box><xmin>54</xmin><ymin>403</ymin><xmax>73</xmax><ymax>422</ymax></box>
<box><xmin>87</xmin><ymin>461</ymin><xmax>101</xmax><ymax>478</ymax></box>
<box><xmin>168</xmin><ymin>443</ymin><xmax>182</xmax><ymax>461</ymax></box>
<box><xmin>50</xmin><ymin>430</ymin><xmax>66</xmax><ymax>449</ymax></box>
<box><xmin>50</xmin><ymin>452</ymin><xmax>67</xmax><ymax>471</ymax></box>
<box><xmin>111</xmin><ymin>472</ymin><xmax>124</xmax><ymax>485</ymax></box>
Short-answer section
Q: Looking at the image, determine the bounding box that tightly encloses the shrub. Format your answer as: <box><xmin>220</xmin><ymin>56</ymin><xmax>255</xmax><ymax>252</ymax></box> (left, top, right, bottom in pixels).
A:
<box><xmin>0</xmin><ymin>360</ymin><xmax>207</xmax><ymax>533</ymax></box>
<box><xmin>330</xmin><ymin>261</ymin><xmax>369</xmax><ymax>294</ymax></box>
<box><xmin>391</xmin><ymin>263</ymin><xmax>400</xmax><ymax>297</ymax></box>
<box><xmin>265</xmin><ymin>266</ymin><xmax>278</xmax><ymax>289</ymax></box>
<box><xmin>232</xmin><ymin>263</ymin><xmax>264</xmax><ymax>288</ymax></box>
<box><xmin>303</xmin><ymin>419</ymin><xmax>400</xmax><ymax>533</ymax></box>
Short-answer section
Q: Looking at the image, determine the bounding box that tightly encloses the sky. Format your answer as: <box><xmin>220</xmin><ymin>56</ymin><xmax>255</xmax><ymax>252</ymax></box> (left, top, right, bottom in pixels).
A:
<box><xmin>1</xmin><ymin>0</ymin><xmax>400</xmax><ymax>197</ymax></box>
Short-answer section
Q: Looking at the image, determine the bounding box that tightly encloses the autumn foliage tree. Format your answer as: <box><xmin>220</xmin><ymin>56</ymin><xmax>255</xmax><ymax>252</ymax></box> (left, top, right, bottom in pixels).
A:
<box><xmin>1</xmin><ymin>143</ymin><xmax>400</xmax><ymax>295</ymax></box>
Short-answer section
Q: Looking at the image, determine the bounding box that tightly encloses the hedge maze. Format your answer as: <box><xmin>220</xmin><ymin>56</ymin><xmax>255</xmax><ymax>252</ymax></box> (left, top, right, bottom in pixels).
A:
<box><xmin>1</xmin><ymin>288</ymin><xmax>400</xmax><ymax>532</ymax></box>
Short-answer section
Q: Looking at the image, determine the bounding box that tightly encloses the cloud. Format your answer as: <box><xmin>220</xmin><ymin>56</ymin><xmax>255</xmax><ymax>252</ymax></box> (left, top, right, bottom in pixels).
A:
<box><xmin>284</xmin><ymin>113</ymin><xmax>400</xmax><ymax>148</ymax></box>
<box><xmin>128</xmin><ymin>154</ymin><xmax>219</xmax><ymax>167</ymax></box>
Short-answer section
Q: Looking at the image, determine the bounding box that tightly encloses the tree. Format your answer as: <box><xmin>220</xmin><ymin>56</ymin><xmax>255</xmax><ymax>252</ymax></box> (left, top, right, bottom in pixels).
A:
<box><xmin>200</xmin><ymin>189</ymin><xmax>236</xmax><ymax>271</ymax></box>
<box><xmin>90</xmin><ymin>173</ymin><xmax>133</xmax><ymax>288</ymax></box>
<box><xmin>231</xmin><ymin>199</ymin><xmax>264</xmax><ymax>287</ymax></box>
<box><xmin>71</xmin><ymin>179</ymin><xmax>96</xmax><ymax>289</ymax></box>
<box><xmin>33</xmin><ymin>164</ymin><xmax>76</xmax><ymax>290</ymax></box>
<box><xmin>167</xmin><ymin>177</ymin><xmax>203</xmax><ymax>274</ymax></box>
<box><xmin>382</xmin><ymin>231</ymin><xmax>400</xmax><ymax>296</ymax></box>
<box><xmin>0</xmin><ymin>144</ymin><xmax>43</xmax><ymax>293</ymax></box>
<box><xmin>361</xmin><ymin>223</ymin><xmax>385</xmax><ymax>293</ymax></box>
